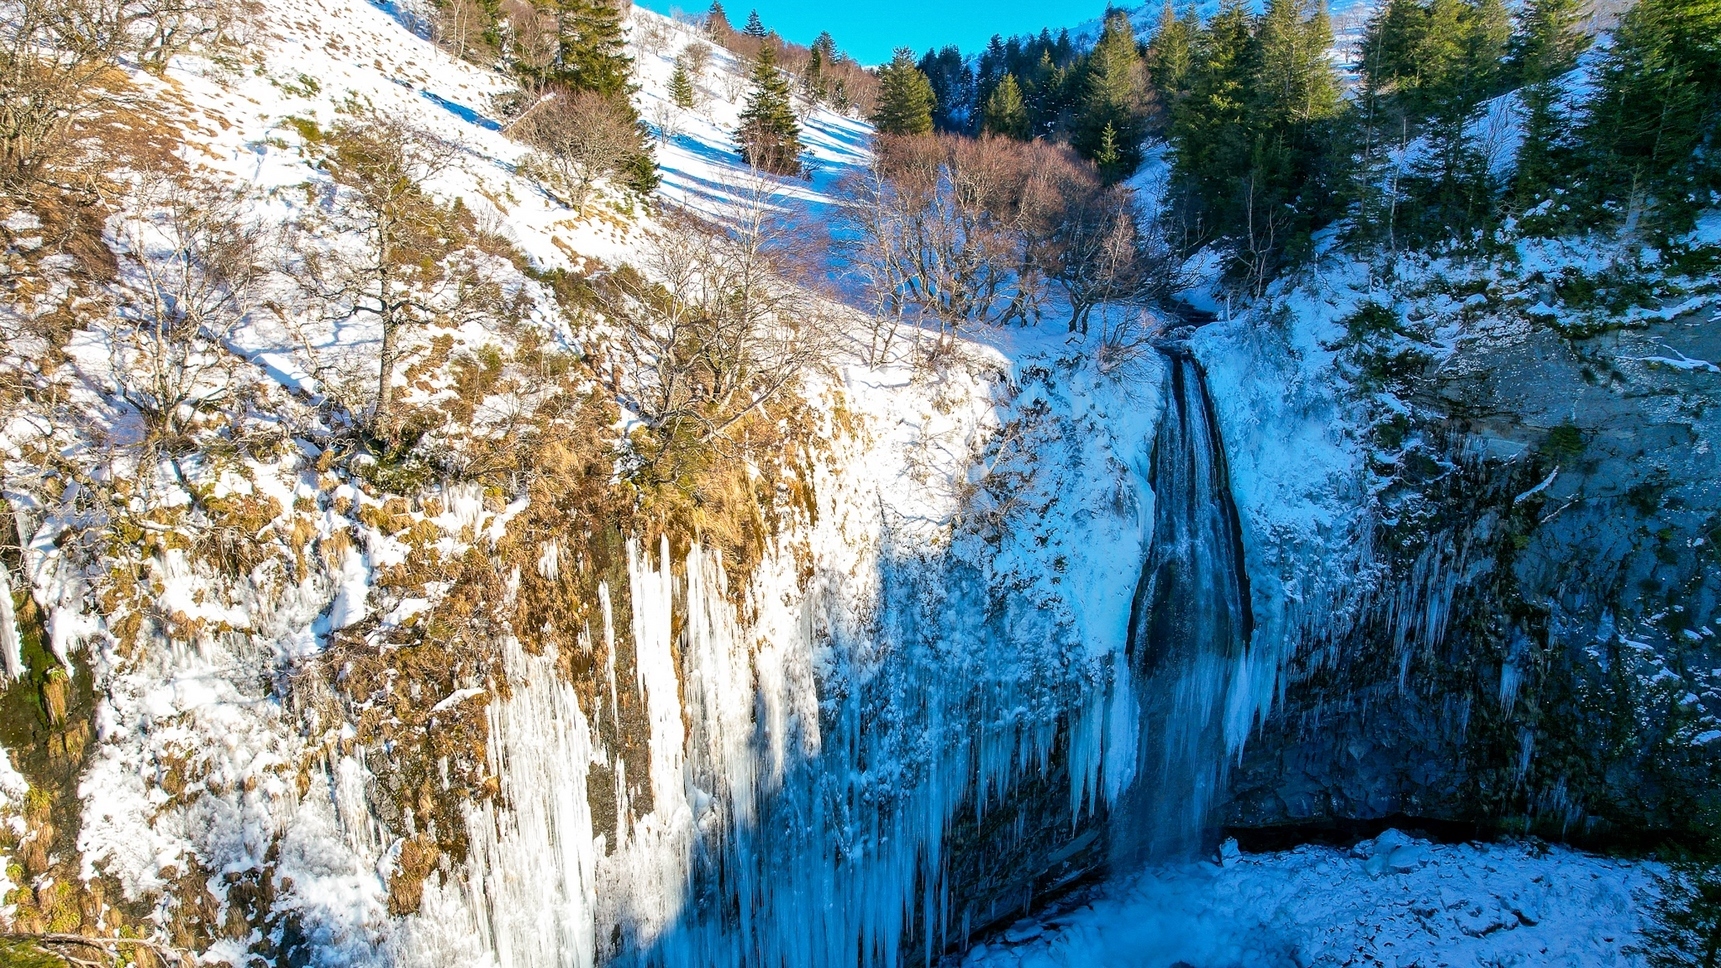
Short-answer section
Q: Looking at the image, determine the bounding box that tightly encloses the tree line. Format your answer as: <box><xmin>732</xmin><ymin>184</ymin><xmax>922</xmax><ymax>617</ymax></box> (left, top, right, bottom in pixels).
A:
<box><xmin>861</xmin><ymin>0</ymin><xmax>1719</xmax><ymax>293</ymax></box>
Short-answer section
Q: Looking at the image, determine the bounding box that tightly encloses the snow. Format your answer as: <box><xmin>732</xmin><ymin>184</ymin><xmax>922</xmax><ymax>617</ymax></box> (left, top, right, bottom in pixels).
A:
<box><xmin>965</xmin><ymin>833</ymin><xmax>1656</xmax><ymax>968</ymax></box>
<box><xmin>0</xmin><ymin>0</ymin><xmax>1680</xmax><ymax>959</ymax></box>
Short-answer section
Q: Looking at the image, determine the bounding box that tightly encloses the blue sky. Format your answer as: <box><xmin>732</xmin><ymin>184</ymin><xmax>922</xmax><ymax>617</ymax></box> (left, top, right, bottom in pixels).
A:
<box><xmin>633</xmin><ymin>0</ymin><xmax>1113</xmax><ymax>65</ymax></box>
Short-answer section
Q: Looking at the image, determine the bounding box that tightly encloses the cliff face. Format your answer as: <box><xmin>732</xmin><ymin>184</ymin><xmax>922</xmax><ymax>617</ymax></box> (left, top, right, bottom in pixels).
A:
<box><xmin>1214</xmin><ymin>250</ymin><xmax>1721</xmax><ymax>844</ymax></box>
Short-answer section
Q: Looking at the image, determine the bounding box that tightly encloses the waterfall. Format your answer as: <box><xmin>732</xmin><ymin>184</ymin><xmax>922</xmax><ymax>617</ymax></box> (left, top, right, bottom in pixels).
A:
<box><xmin>1114</xmin><ymin>350</ymin><xmax>1255</xmax><ymax>861</ymax></box>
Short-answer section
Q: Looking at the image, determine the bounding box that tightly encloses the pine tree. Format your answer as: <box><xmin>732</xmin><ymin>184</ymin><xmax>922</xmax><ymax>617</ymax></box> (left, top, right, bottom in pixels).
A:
<box><xmin>670</xmin><ymin>57</ymin><xmax>696</xmax><ymax>109</ymax></box>
<box><xmin>1073</xmin><ymin>10</ymin><xmax>1152</xmax><ymax>175</ymax></box>
<box><xmin>872</xmin><ymin>48</ymin><xmax>937</xmax><ymax>136</ymax></box>
<box><xmin>1148</xmin><ymin>1</ymin><xmax>1199</xmax><ymax>108</ymax></box>
<box><xmin>735</xmin><ymin>43</ymin><xmax>803</xmax><ymax>174</ymax></box>
<box><xmin>555</xmin><ymin>0</ymin><xmax>634</xmax><ymax>99</ymax></box>
<box><xmin>1581</xmin><ymin>0</ymin><xmax>1721</xmax><ymax>225</ymax></box>
<box><xmin>743</xmin><ymin>9</ymin><xmax>767</xmax><ymax>38</ymax></box>
<box><xmin>981</xmin><ymin>73</ymin><xmax>1030</xmax><ymax>139</ymax></box>
<box><xmin>1460</xmin><ymin>0</ymin><xmax>1513</xmax><ymax>105</ymax></box>
<box><xmin>1168</xmin><ymin>0</ymin><xmax>1256</xmax><ymax>231</ymax></box>
<box><xmin>1094</xmin><ymin>120</ymin><xmax>1124</xmax><ymax>179</ymax></box>
<box><xmin>1507</xmin><ymin>0</ymin><xmax>1589</xmax><ymax>206</ymax></box>
<box><xmin>804</xmin><ymin>31</ymin><xmax>838</xmax><ymax>101</ymax></box>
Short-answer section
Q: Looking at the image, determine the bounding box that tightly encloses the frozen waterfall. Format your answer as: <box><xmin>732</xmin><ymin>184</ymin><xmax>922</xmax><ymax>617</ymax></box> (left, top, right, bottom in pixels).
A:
<box><xmin>1114</xmin><ymin>350</ymin><xmax>1256</xmax><ymax>861</ymax></box>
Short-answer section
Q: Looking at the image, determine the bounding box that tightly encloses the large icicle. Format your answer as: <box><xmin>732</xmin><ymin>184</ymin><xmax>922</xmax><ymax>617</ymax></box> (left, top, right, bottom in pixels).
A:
<box><xmin>433</xmin><ymin>636</ymin><xmax>599</xmax><ymax>968</ymax></box>
<box><xmin>0</xmin><ymin>565</ymin><xmax>21</xmax><ymax>680</ymax></box>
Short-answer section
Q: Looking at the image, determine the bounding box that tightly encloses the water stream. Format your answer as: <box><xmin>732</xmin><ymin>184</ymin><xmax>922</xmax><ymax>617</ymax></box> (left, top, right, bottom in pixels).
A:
<box><xmin>1113</xmin><ymin>349</ymin><xmax>1255</xmax><ymax>862</ymax></box>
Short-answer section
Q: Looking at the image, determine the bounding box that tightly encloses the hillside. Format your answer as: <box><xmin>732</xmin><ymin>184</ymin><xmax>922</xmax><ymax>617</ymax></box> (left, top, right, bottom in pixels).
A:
<box><xmin>0</xmin><ymin>0</ymin><xmax>1717</xmax><ymax>964</ymax></box>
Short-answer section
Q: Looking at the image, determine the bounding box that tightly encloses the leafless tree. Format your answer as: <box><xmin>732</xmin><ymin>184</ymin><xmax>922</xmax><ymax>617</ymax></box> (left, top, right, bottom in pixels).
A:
<box><xmin>295</xmin><ymin>113</ymin><xmax>496</xmax><ymax>441</ymax></box>
<box><xmin>1050</xmin><ymin>182</ymin><xmax>1184</xmax><ymax>334</ymax></box>
<box><xmin>680</xmin><ymin>39</ymin><xmax>711</xmax><ymax>78</ymax></box>
<box><xmin>0</xmin><ymin>0</ymin><xmax>133</xmax><ymax>189</ymax></box>
<box><xmin>602</xmin><ymin>187</ymin><xmax>832</xmax><ymax>477</ymax></box>
<box><xmin>129</xmin><ymin>0</ymin><xmax>231</xmax><ymax>73</ymax></box>
<box><xmin>500</xmin><ymin>0</ymin><xmax>557</xmax><ymax>88</ymax></box>
<box><xmin>513</xmin><ymin>89</ymin><xmax>640</xmax><ymax>212</ymax></box>
<box><xmin>839</xmin><ymin>133</ymin><xmax>1071</xmax><ymax>355</ymax></box>
<box><xmin>107</xmin><ymin>171</ymin><xmax>269</xmax><ymax>441</ymax></box>
<box><xmin>432</xmin><ymin>0</ymin><xmax>489</xmax><ymax>63</ymax></box>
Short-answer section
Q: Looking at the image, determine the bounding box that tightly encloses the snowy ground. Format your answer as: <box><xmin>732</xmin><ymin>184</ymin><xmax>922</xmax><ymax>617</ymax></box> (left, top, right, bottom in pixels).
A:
<box><xmin>963</xmin><ymin>831</ymin><xmax>1655</xmax><ymax>968</ymax></box>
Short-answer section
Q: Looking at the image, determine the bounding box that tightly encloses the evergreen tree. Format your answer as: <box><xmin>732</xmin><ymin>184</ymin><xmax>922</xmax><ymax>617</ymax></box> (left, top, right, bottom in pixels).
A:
<box><xmin>1508</xmin><ymin>0</ymin><xmax>1589</xmax><ymax>205</ymax></box>
<box><xmin>1508</xmin><ymin>0</ymin><xmax>1589</xmax><ymax>85</ymax></box>
<box><xmin>1580</xmin><ymin>0</ymin><xmax>1721</xmax><ymax>225</ymax></box>
<box><xmin>981</xmin><ymin>73</ymin><xmax>1030</xmax><ymax>139</ymax></box>
<box><xmin>552</xmin><ymin>0</ymin><xmax>634</xmax><ymax>98</ymax></box>
<box><xmin>743</xmin><ymin>9</ymin><xmax>767</xmax><ymax>38</ymax></box>
<box><xmin>1238</xmin><ymin>0</ymin><xmax>1345</xmax><ymax>273</ymax></box>
<box><xmin>1073</xmin><ymin>10</ymin><xmax>1152</xmax><ymax>176</ymax></box>
<box><xmin>805</xmin><ymin>32</ymin><xmax>837</xmax><ymax>101</ymax></box>
<box><xmin>1460</xmin><ymin>0</ymin><xmax>1513</xmax><ymax>105</ymax></box>
<box><xmin>918</xmin><ymin>45</ymin><xmax>975</xmax><ymax>132</ymax></box>
<box><xmin>1168</xmin><ymin>0</ymin><xmax>1257</xmax><ymax>234</ymax></box>
<box><xmin>670</xmin><ymin>57</ymin><xmax>696</xmax><ymax>109</ymax></box>
<box><xmin>1148</xmin><ymin>1</ymin><xmax>1200</xmax><ymax>110</ymax></box>
<box><xmin>872</xmin><ymin>48</ymin><xmax>937</xmax><ymax>136</ymax></box>
<box><xmin>1094</xmin><ymin>120</ymin><xmax>1124</xmax><ymax>179</ymax></box>
<box><xmin>707</xmin><ymin>1</ymin><xmax>731</xmax><ymax>36</ymax></box>
<box><xmin>735</xmin><ymin>43</ymin><xmax>803</xmax><ymax>174</ymax></box>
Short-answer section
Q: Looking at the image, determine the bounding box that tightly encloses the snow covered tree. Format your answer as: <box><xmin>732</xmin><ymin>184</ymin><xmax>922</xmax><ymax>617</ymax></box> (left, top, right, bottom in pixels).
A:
<box><xmin>735</xmin><ymin>43</ymin><xmax>803</xmax><ymax>174</ymax></box>
<box><xmin>981</xmin><ymin>73</ymin><xmax>1029</xmax><ymax>139</ymax></box>
<box><xmin>872</xmin><ymin>48</ymin><xmax>937</xmax><ymax>135</ymax></box>
<box><xmin>742</xmin><ymin>8</ymin><xmax>765</xmax><ymax>37</ymax></box>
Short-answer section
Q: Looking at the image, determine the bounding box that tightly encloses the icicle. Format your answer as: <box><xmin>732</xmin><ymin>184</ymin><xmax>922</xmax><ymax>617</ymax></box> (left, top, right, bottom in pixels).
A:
<box><xmin>443</xmin><ymin>637</ymin><xmax>599</xmax><ymax>968</ymax></box>
<box><xmin>0</xmin><ymin>566</ymin><xmax>21</xmax><ymax>681</ymax></box>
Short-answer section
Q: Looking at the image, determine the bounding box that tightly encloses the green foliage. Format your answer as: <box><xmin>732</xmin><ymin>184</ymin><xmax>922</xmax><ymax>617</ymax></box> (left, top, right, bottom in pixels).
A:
<box><xmin>1072</xmin><ymin>11</ymin><xmax>1152</xmax><ymax>176</ymax></box>
<box><xmin>1541</xmin><ymin>422</ymin><xmax>1586</xmax><ymax>461</ymax></box>
<box><xmin>669</xmin><ymin>58</ymin><xmax>695</xmax><ymax>109</ymax></box>
<box><xmin>1641</xmin><ymin>859</ymin><xmax>1721</xmax><ymax>967</ymax></box>
<box><xmin>1148</xmin><ymin>1</ymin><xmax>1199</xmax><ymax>106</ymax></box>
<box><xmin>742</xmin><ymin>8</ymin><xmax>766</xmax><ymax>38</ymax></box>
<box><xmin>981</xmin><ymin>73</ymin><xmax>1029</xmax><ymax>139</ymax></box>
<box><xmin>872</xmin><ymin>48</ymin><xmax>938</xmax><ymax>136</ymax></box>
<box><xmin>549</xmin><ymin>0</ymin><xmax>635</xmax><ymax>99</ymax></box>
<box><xmin>1164</xmin><ymin>0</ymin><xmax>1346</xmax><ymax>283</ymax></box>
<box><xmin>1338</xmin><ymin>300</ymin><xmax>1403</xmax><ymax>344</ymax></box>
<box><xmin>1579</xmin><ymin>0</ymin><xmax>1721</xmax><ymax>228</ymax></box>
<box><xmin>735</xmin><ymin>43</ymin><xmax>802</xmax><ymax>174</ymax></box>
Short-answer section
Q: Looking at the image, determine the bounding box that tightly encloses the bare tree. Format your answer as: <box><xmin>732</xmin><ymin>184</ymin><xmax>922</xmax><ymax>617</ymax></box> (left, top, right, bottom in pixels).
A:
<box><xmin>680</xmin><ymin>39</ymin><xmax>711</xmax><ymax>78</ymax></box>
<box><xmin>513</xmin><ymin>89</ymin><xmax>641</xmax><ymax>212</ymax></box>
<box><xmin>432</xmin><ymin>0</ymin><xmax>489</xmax><ymax>63</ymax></box>
<box><xmin>296</xmin><ymin>113</ymin><xmax>495</xmax><ymax>441</ymax></box>
<box><xmin>602</xmin><ymin>187</ymin><xmax>831</xmax><ymax>477</ymax></box>
<box><xmin>0</xmin><ymin>0</ymin><xmax>133</xmax><ymax>189</ymax></box>
<box><xmin>499</xmin><ymin>0</ymin><xmax>557</xmax><ymax>88</ymax></box>
<box><xmin>129</xmin><ymin>0</ymin><xmax>230</xmax><ymax>73</ymax></box>
<box><xmin>839</xmin><ymin>133</ymin><xmax>1068</xmax><ymax>355</ymax></box>
<box><xmin>107</xmin><ymin>171</ymin><xmax>268</xmax><ymax>441</ymax></box>
<box><xmin>1050</xmin><ymin>182</ymin><xmax>1183</xmax><ymax>334</ymax></box>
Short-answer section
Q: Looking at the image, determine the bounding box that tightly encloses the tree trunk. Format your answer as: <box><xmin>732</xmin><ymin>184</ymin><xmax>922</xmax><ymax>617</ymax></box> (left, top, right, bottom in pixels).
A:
<box><xmin>376</xmin><ymin>313</ymin><xmax>398</xmax><ymax>442</ymax></box>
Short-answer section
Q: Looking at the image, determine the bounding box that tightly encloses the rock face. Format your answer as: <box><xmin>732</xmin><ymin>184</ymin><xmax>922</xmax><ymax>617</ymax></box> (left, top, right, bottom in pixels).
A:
<box><xmin>1226</xmin><ymin>308</ymin><xmax>1721</xmax><ymax>843</ymax></box>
